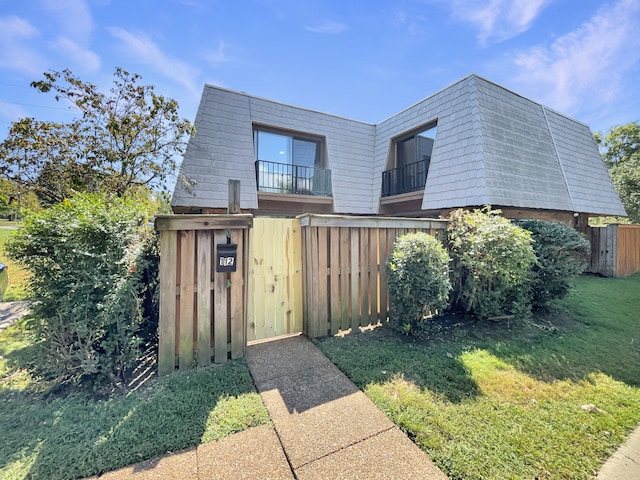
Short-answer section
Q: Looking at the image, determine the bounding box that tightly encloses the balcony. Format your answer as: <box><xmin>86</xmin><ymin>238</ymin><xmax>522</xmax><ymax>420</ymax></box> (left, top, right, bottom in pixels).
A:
<box><xmin>255</xmin><ymin>160</ymin><xmax>332</xmax><ymax>196</ymax></box>
<box><xmin>381</xmin><ymin>159</ymin><xmax>428</xmax><ymax>197</ymax></box>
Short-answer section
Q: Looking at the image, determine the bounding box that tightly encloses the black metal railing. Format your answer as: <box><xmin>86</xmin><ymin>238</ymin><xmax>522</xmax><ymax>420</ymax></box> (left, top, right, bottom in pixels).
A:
<box><xmin>255</xmin><ymin>160</ymin><xmax>332</xmax><ymax>196</ymax></box>
<box><xmin>381</xmin><ymin>159</ymin><xmax>428</xmax><ymax>197</ymax></box>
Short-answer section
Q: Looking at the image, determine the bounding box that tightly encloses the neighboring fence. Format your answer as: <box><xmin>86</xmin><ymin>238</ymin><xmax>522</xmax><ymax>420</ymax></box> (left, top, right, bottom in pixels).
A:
<box><xmin>248</xmin><ymin>217</ymin><xmax>303</xmax><ymax>342</ymax></box>
<box><xmin>585</xmin><ymin>224</ymin><xmax>640</xmax><ymax>277</ymax></box>
<box><xmin>299</xmin><ymin>214</ymin><xmax>448</xmax><ymax>339</ymax></box>
<box><xmin>155</xmin><ymin>215</ymin><xmax>252</xmax><ymax>375</ymax></box>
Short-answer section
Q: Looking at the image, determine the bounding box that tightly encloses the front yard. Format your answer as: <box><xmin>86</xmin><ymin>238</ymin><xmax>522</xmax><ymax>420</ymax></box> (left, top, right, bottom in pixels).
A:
<box><xmin>0</xmin><ymin>329</ymin><xmax>270</xmax><ymax>480</ymax></box>
<box><xmin>2</xmin><ymin>216</ymin><xmax>638</xmax><ymax>480</ymax></box>
<box><xmin>317</xmin><ymin>273</ymin><xmax>640</xmax><ymax>479</ymax></box>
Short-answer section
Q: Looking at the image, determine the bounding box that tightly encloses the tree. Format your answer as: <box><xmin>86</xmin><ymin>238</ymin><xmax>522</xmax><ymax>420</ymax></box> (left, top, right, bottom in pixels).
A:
<box><xmin>596</xmin><ymin>121</ymin><xmax>640</xmax><ymax>223</ymax></box>
<box><xmin>0</xmin><ymin>68</ymin><xmax>195</xmax><ymax>204</ymax></box>
<box><xmin>0</xmin><ymin>177</ymin><xmax>40</xmax><ymax>218</ymax></box>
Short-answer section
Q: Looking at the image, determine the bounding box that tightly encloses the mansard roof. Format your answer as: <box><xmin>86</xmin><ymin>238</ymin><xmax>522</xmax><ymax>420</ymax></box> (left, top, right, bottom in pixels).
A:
<box><xmin>172</xmin><ymin>74</ymin><xmax>625</xmax><ymax>217</ymax></box>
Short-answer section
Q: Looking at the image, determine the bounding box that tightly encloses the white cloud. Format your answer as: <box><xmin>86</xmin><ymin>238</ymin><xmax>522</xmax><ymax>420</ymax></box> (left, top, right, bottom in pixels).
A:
<box><xmin>0</xmin><ymin>15</ymin><xmax>38</xmax><ymax>38</ymax></box>
<box><xmin>442</xmin><ymin>0</ymin><xmax>553</xmax><ymax>44</ymax></box>
<box><xmin>393</xmin><ymin>9</ymin><xmax>427</xmax><ymax>36</ymax></box>
<box><xmin>205</xmin><ymin>41</ymin><xmax>229</xmax><ymax>66</ymax></box>
<box><xmin>51</xmin><ymin>37</ymin><xmax>101</xmax><ymax>72</ymax></box>
<box><xmin>512</xmin><ymin>0</ymin><xmax>640</xmax><ymax>115</ymax></box>
<box><xmin>39</xmin><ymin>0</ymin><xmax>94</xmax><ymax>42</ymax></box>
<box><xmin>107</xmin><ymin>27</ymin><xmax>200</xmax><ymax>95</ymax></box>
<box><xmin>0</xmin><ymin>16</ymin><xmax>44</xmax><ymax>74</ymax></box>
<box><xmin>305</xmin><ymin>21</ymin><xmax>348</xmax><ymax>34</ymax></box>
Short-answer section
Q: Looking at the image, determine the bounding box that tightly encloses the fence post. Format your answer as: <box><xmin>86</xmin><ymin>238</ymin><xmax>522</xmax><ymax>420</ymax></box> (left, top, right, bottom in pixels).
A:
<box><xmin>228</xmin><ymin>179</ymin><xmax>241</xmax><ymax>214</ymax></box>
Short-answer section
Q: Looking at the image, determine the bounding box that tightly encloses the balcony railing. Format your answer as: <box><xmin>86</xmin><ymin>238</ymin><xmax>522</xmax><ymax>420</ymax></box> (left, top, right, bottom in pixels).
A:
<box><xmin>381</xmin><ymin>159</ymin><xmax>428</xmax><ymax>197</ymax></box>
<box><xmin>255</xmin><ymin>160</ymin><xmax>332</xmax><ymax>196</ymax></box>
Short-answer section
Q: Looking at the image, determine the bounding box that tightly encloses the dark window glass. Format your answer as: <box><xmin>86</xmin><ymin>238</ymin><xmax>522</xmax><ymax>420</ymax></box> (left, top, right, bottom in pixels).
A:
<box><xmin>396</xmin><ymin>125</ymin><xmax>437</xmax><ymax>167</ymax></box>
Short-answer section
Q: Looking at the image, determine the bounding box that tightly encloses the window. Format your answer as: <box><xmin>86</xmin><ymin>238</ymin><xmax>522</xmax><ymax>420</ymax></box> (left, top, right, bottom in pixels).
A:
<box><xmin>254</xmin><ymin>127</ymin><xmax>331</xmax><ymax>196</ymax></box>
<box><xmin>396</xmin><ymin>124</ymin><xmax>437</xmax><ymax>168</ymax></box>
<box><xmin>382</xmin><ymin>123</ymin><xmax>437</xmax><ymax>197</ymax></box>
<box><xmin>253</xmin><ymin>129</ymin><xmax>321</xmax><ymax>168</ymax></box>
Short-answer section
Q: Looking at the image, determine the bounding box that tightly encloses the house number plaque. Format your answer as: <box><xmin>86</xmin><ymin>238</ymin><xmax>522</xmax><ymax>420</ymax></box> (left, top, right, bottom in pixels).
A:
<box><xmin>216</xmin><ymin>244</ymin><xmax>237</xmax><ymax>272</ymax></box>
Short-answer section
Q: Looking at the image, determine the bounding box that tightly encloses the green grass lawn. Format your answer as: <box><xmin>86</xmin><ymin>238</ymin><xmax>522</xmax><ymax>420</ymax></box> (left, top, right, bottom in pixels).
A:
<box><xmin>0</xmin><ymin>226</ymin><xmax>30</xmax><ymax>301</ymax></box>
<box><xmin>0</xmin><ymin>322</ymin><xmax>271</xmax><ymax>480</ymax></box>
<box><xmin>318</xmin><ymin>274</ymin><xmax>640</xmax><ymax>480</ymax></box>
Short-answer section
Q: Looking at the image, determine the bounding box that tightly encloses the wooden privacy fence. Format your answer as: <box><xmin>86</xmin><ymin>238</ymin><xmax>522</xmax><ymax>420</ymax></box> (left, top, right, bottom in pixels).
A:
<box><xmin>299</xmin><ymin>214</ymin><xmax>448</xmax><ymax>339</ymax></box>
<box><xmin>585</xmin><ymin>224</ymin><xmax>640</xmax><ymax>277</ymax></box>
<box><xmin>155</xmin><ymin>215</ymin><xmax>252</xmax><ymax>375</ymax></box>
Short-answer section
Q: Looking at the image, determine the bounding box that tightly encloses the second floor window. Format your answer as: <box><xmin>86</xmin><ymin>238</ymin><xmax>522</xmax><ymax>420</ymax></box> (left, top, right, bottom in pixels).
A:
<box><xmin>382</xmin><ymin>123</ymin><xmax>438</xmax><ymax>197</ymax></box>
<box><xmin>254</xmin><ymin>127</ymin><xmax>331</xmax><ymax>196</ymax></box>
<box><xmin>254</xmin><ymin>129</ymin><xmax>321</xmax><ymax>168</ymax></box>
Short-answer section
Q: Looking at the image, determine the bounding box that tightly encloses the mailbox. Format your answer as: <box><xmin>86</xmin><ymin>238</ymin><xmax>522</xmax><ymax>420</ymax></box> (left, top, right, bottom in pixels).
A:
<box><xmin>216</xmin><ymin>244</ymin><xmax>237</xmax><ymax>272</ymax></box>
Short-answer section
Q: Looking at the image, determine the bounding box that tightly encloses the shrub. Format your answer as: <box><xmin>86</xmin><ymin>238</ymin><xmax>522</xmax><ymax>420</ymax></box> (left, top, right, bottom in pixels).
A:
<box><xmin>517</xmin><ymin>220</ymin><xmax>591</xmax><ymax>307</ymax></box>
<box><xmin>6</xmin><ymin>193</ymin><xmax>158</xmax><ymax>388</ymax></box>
<box><xmin>386</xmin><ymin>232</ymin><xmax>451</xmax><ymax>334</ymax></box>
<box><xmin>448</xmin><ymin>207</ymin><xmax>536</xmax><ymax>320</ymax></box>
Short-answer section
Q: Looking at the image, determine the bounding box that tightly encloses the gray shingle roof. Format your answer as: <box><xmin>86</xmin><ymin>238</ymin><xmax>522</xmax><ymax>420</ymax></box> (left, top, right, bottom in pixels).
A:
<box><xmin>172</xmin><ymin>74</ymin><xmax>625</xmax><ymax>217</ymax></box>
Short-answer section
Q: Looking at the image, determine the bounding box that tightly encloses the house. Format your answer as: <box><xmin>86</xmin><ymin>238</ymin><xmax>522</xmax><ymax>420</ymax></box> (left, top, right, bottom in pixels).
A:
<box><xmin>171</xmin><ymin>74</ymin><xmax>626</xmax><ymax>226</ymax></box>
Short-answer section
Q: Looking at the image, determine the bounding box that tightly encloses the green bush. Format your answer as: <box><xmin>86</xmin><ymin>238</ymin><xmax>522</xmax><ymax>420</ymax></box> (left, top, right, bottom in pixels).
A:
<box><xmin>448</xmin><ymin>208</ymin><xmax>536</xmax><ymax>320</ymax></box>
<box><xmin>386</xmin><ymin>232</ymin><xmax>451</xmax><ymax>335</ymax></box>
<box><xmin>6</xmin><ymin>193</ymin><xmax>158</xmax><ymax>388</ymax></box>
<box><xmin>517</xmin><ymin>220</ymin><xmax>590</xmax><ymax>307</ymax></box>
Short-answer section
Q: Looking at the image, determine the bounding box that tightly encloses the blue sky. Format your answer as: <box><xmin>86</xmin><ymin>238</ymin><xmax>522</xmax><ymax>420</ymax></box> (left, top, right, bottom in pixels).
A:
<box><xmin>1</xmin><ymin>0</ymin><xmax>639</xmax><ymax>139</ymax></box>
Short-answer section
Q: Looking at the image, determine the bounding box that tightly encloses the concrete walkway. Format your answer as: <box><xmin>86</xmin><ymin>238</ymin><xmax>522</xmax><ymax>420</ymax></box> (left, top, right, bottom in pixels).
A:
<box><xmin>597</xmin><ymin>423</ymin><xmax>640</xmax><ymax>480</ymax></box>
<box><xmin>245</xmin><ymin>334</ymin><xmax>448</xmax><ymax>480</ymax></box>
<box><xmin>91</xmin><ymin>334</ymin><xmax>448</xmax><ymax>479</ymax></box>
<box><xmin>85</xmin><ymin>333</ymin><xmax>639</xmax><ymax>479</ymax></box>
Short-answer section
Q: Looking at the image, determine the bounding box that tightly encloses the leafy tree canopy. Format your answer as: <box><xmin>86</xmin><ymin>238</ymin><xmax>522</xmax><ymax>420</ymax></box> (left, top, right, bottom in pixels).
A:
<box><xmin>596</xmin><ymin>121</ymin><xmax>640</xmax><ymax>223</ymax></box>
<box><xmin>0</xmin><ymin>67</ymin><xmax>195</xmax><ymax>206</ymax></box>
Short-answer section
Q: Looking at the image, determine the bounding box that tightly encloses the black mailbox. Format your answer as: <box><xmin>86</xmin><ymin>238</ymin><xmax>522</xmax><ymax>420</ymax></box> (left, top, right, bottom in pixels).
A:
<box><xmin>216</xmin><ymin>244</ymin><xmax>237</xmax><ymax>272</ymax></box>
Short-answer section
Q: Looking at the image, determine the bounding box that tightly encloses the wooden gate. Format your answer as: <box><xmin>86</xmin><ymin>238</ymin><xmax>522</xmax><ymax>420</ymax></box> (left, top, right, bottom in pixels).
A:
<box><xmin>247</xmin><ymin>218</ymin><xmax>303</xmax><ymax>342</ymax></box>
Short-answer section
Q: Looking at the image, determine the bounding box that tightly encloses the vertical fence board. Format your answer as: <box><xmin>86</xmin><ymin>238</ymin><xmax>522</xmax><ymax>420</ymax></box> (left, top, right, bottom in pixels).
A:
<box><xmin>263</xmin><ymin>219</ymin><xmax>277</xmax><ymax>339</ymax></box>
<box><xmin>302</xmin><ymin>227</ymin><xmax>310</xmax><ymax>337</ymax></box>
<box><xmin>249</xmin><ymin>218</ymin><xmax>266</xmax><ymax>341</ymax></box>
<box><xmin>246</xmin><ymin>226</ymin><xmax>257</xmax><ymax>344</ymax></box>
<box><xmin>230</xmin><ymin>229</ymin><xmax>245</xmax><ymax>359</ymax></box>
<box><xmin>310</xmin><ymin>227</ymin><xmax>321</xmax><ymax>338</ymax></box>
<box><xmin>329</xmin><ymin>227</ymin><xmax>341</xmax><ymax>334</ymax></box>
<box><xmin>159</xmin><ymin>231</ymin><xmax>177</xmax><ymax>375</ymax></box>
<box><xmin>605</xmin><ymin>225</ymin><xmax>618</xmax><ymax>277</ymax></box>
<box><xmin>317</xmin><ymin>227</ymin><xmax>329</xmax><ymax>337</ymax></box>
<box><xmin>290</xmin><ymin>220</ymin><xmax>304</xmax><ymax>334</ymax></box>
<box><xmin>339</xmin><ymin>227</ymin><xmax>350</xmax><ymax>330</ymax></box>
<box><xmin>350</xmin><ymin>228</ymin><xmax>360</xmax><ymax>331</ymax></box>
<box><xmin>368</xmin><ymin>228</ymin><xmax>378</xmax><ymax>325</ymax></box>
<box><xmin>179</xmin><ymin>230</ymin><xmax>195</xmax><ymax>369</ymax></box>
<box><xmin>273</xmin><ymin>220</ymin><xmax>285</xmax><ymax>337</ymax></box>
<box><xmin>359</xmin><ymin>228</ymin><xmax>370</xmax><ymax>327</ymax></box>
<box><xmin>213</xmin><ymin>231</ymin><xmax>228</xmax><ymax>363</ymax></box>
<box><xmin>196</xmin><ymin>231</ymin><xmax>212</xmax><ymax>367</ymax></box>
<box><xmin>378</xmin><ymin>229</ymin><xmax>389</xmax><ymax>323</ymax></box>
